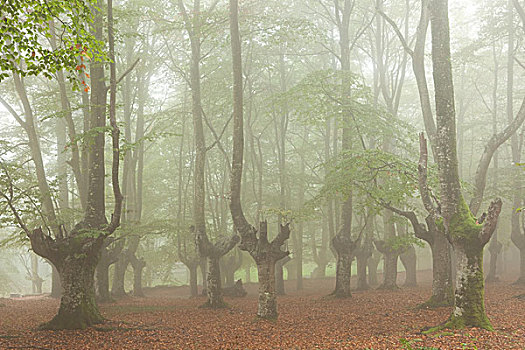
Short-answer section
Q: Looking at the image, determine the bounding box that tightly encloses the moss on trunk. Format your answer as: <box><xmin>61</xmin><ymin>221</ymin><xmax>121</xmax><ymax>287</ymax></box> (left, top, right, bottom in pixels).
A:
<box><xmin>41</xmin><ymin>253</ymin><xmax>103</xmax><ymax>330</ymax></box>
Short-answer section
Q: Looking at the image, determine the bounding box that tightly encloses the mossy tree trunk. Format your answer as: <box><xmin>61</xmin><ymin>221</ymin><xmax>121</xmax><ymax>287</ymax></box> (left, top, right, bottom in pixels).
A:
<box><xmin>428</xmin><ymin>0</ymin><xmax>503</xmax><ymax>331</ymax></box>
<box><xmin>330</xmin><ymin>195</ymin><xmax>359</xmax><ymax>298</ymax></box>
<box><xmin>2</xmin><ymin>0</ymin><xmax>123</xmax><ymax>331</ymax></box>
<box><xmin>205</xmin><ymin>257</ymin><xmax>223</xmax><ymax>307</ymax></box>
<box><xmin>42</xmin><ymin>239</ymin><xmax>103</xmax><ymax>329</ymax></box>
<box><xmin>446</xmin><ymin>240</ymin><xmax>491</xmax><ymax>329</ymax></box>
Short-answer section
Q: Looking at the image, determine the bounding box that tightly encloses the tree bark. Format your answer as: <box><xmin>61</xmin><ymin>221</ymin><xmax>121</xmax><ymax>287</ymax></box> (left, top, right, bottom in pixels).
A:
<box><xmin>130</xmin><ymin>255</ymin><xmax>146</xmax><ymax>297</ymax></box>
<box><xmin>189</xmin><ymin>264</ymin><xmax>198</xmax><ymax>297</ymax></box>
<box><xmin>428</xmin><ymin>0</ymin><xmax>502</xmax><ymax>330</ymax></box>
<box><xmin>486</xmin><ymin>235</ymin><xmax>502</xmax><ymax>283</ymax></box>
<box><xmin>96</xmin><ymin>239</ymin><xmax>123</xmax><ymax>302</ymax></box>
<box><xmin>400</xmin><ymin>245</ymin><xmax>417</xmax><ymax>287</ymax></box>
<box><xmin>50</xmin><ymin>263</ymin><xmax>62</xmax><ymax>298</ymax></box>
<box><xmin>427</xmin><ymin>230</ymin><xmax>453</xmax><ymax>307</ymax></box>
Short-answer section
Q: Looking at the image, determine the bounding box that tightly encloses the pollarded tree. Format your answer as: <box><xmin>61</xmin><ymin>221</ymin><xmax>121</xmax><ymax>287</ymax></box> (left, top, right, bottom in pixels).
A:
<box><xmin>0</xmin><ymin>0</ymin><xmax>123</xmax><ymax>329</ymax></box>
<box><xmin>176</xmin><ymin>0</ymin><xmax>240</xmax><ymax>308</ymax></box>
<box><xmin>228</xmin><ymin>0</ymin><xmax>290</xmax><ymax>319</ymax></box>
<box><xmin>426</xmin><ymin>0</ymin><xmax>502</xmax><ymax>330</ymax></box>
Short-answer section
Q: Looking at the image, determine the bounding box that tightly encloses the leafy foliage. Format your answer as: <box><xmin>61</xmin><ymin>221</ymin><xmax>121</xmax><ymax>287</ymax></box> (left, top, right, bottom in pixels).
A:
<box><xmin>0</xmin><ymin>0</ymin><xmax>103</xmax><ymax>81</ymax></box>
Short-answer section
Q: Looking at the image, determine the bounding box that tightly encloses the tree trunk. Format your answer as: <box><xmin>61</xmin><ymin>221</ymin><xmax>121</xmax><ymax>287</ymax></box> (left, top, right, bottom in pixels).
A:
<box><xmin>422</xmin><ymin>231</ymin><xmax>453</xmax><ymax>308</ymax></box>
<box><xmin>203</xmin><ymin>257</ymin><xmax>225</xmax><ymax>308</ymax></box>
<box><xmin>50</xmin><ymin>263</ymin><xmax>62</xmax><ymax>298</ymax></box>
<box><xmin>275</xmin><ymin>255</ymin><xmax>290</xmax><ymax>295</ymax></box>
<box><xmin>355</xmin><ymin>249</ymin><xmax>370</xmax><ymax>290</ymax></box>
<box><xmin>332</xmin><ymin>250</ymin><xmax>352</xmax><ymax>297</ymax></box>
<box><xmin>96</xmin><ymin>259</ymin><xmax>112</xmax><ymax>303</ymax></box>
<box><xmin>400</xmin><ymin>245</ymin><xmax>417</xmax><ymax>287</ymax></box>
<box><xmin>256</xmin><ymin>259</ymin><xmax>278</xmax><ymax>319</ymax></box>
<box><xmin>375</xmin><ymin>239</ymin><xmax>402</xmax><ymax>290</ymax></box>
<box><xmin>43</xmin><ymin>251</ymin><xmax>103</xmax><ymax>330</ymax></box>
<box><xmin>367</xmin><ymin>251</ymin><xmax>380</xmax><ymax>286</ymax></box>
<box><xmin>486</xmin><ymin>233</ymin><xmax>502</xmax><ymax>283</ymax></box>
<box><xmin>189</xmin><ymin>264</ymin><xmax>198</xmax><ymax>297</ymax></box>
<box><xmin>380</xmin><ymin>252</ymin><xmax>398</xmax><ymax>290</ymax></box>
<box><xmin>111</xmin><ymin>258</ymin><xmax>128</xmax><ymax>297</ymax></box>
<box><xmin>425</xmin><ymin>0</ymin><xmax>503</xmax><ymax>331</ymax></box>
<box><xmin>199</xmin><ymin>259</ymin><xmax>207</xmax><ymax>295</ymax></box>
<box><xmin>514</xmin><ymin>246</ymin><xmax>525</xmax><ymax>285</ymax></box>
<box><xmin>130</xmin><ymin>256</ymin><xmax>146</xmax><ymax>297</ymax></box>
<box><xmin>447</xmin><ymin>243</ymin><xmax>491</xmax><ymax>329</ymax></box>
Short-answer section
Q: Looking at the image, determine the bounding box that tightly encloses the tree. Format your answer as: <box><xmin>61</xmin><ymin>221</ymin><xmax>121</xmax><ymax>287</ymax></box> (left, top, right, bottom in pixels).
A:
<box><xmin>228</xmin><ymin>0</ymin><xmax>290</xmax><ymax>319</ymax></box>
<box><xmin>176</xmin><ymin>0</ymin><xmax>239</xmax><ymax>308</ymax></box>
<box><xmin>0</xmin><ymin>0</ymin><xmax>123</xmax><ymax>329</ymax></box>
<box><xmin>425</xmin><ymin>0</ymin><xmax>502</xmax><ymax>330</ymax></box>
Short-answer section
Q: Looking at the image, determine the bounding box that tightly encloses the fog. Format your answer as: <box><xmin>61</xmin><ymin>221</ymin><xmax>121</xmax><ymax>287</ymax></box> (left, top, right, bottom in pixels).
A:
<box><xmin>0</xmin><ymin>0</ymin><xmax>524</xmax><ymax>348</ymax></box>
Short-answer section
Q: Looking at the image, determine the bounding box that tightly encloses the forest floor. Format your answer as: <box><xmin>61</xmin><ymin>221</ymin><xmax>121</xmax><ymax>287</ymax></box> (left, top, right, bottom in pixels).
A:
<box><xmin>0</xmin><ymin>272</ymin><xmax>524</xmax><ymax>349</ymax></box>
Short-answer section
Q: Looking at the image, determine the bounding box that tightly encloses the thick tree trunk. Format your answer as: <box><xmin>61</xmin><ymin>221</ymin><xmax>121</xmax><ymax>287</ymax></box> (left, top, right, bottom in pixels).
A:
<box><xmin>355</xmin><ymin>250</ymin><xmax>370</xmax><ymax>290</ymax></box>
<box><xmin>203</xmin><ymin>257</ymin><xmax>225</xmax><ymax>308</ymax></box>
<box><xmin>400</xmin><ymin>245</ymin><xmax>417</xmax><ymax>287</ymax></box>
<box><xmin>446</xmin><ymin>243</ymin><xmax>491</xmax><ymax>329</ymax></box>
<box><xmin>256</xmin><ymin>259</ymin><xmax>278</xmax><ymax>319</ymax></box>
<box><xmin>380</xmin><ymin>252</ymin><xmax>398</xmax><ymax>290</ymax></box>
<box><xmin>422</xmin><ymin>232</ymin><xmax>453</xmax><ymax>307</ymax></box>
<box><xmin>332</xmin><ymin>252</ymin><xmax>352</xmax><ymax>297</ymax></box>
<box><xmin>375</xmin><ymin>239</ymin><xmax>402</xmax><ymax>290</ymax></box>
<box><xmin>44</xmin><ymin>253</ymin><xmax>103</xmax><ymax>330</ymax></box>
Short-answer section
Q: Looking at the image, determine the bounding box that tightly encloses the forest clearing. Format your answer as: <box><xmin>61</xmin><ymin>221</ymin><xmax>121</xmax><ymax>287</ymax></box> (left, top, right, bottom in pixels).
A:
<box><xmin>1</xmin><ymin>274</ymin><xmax>524</xmax><ymax>349</ymax></box>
